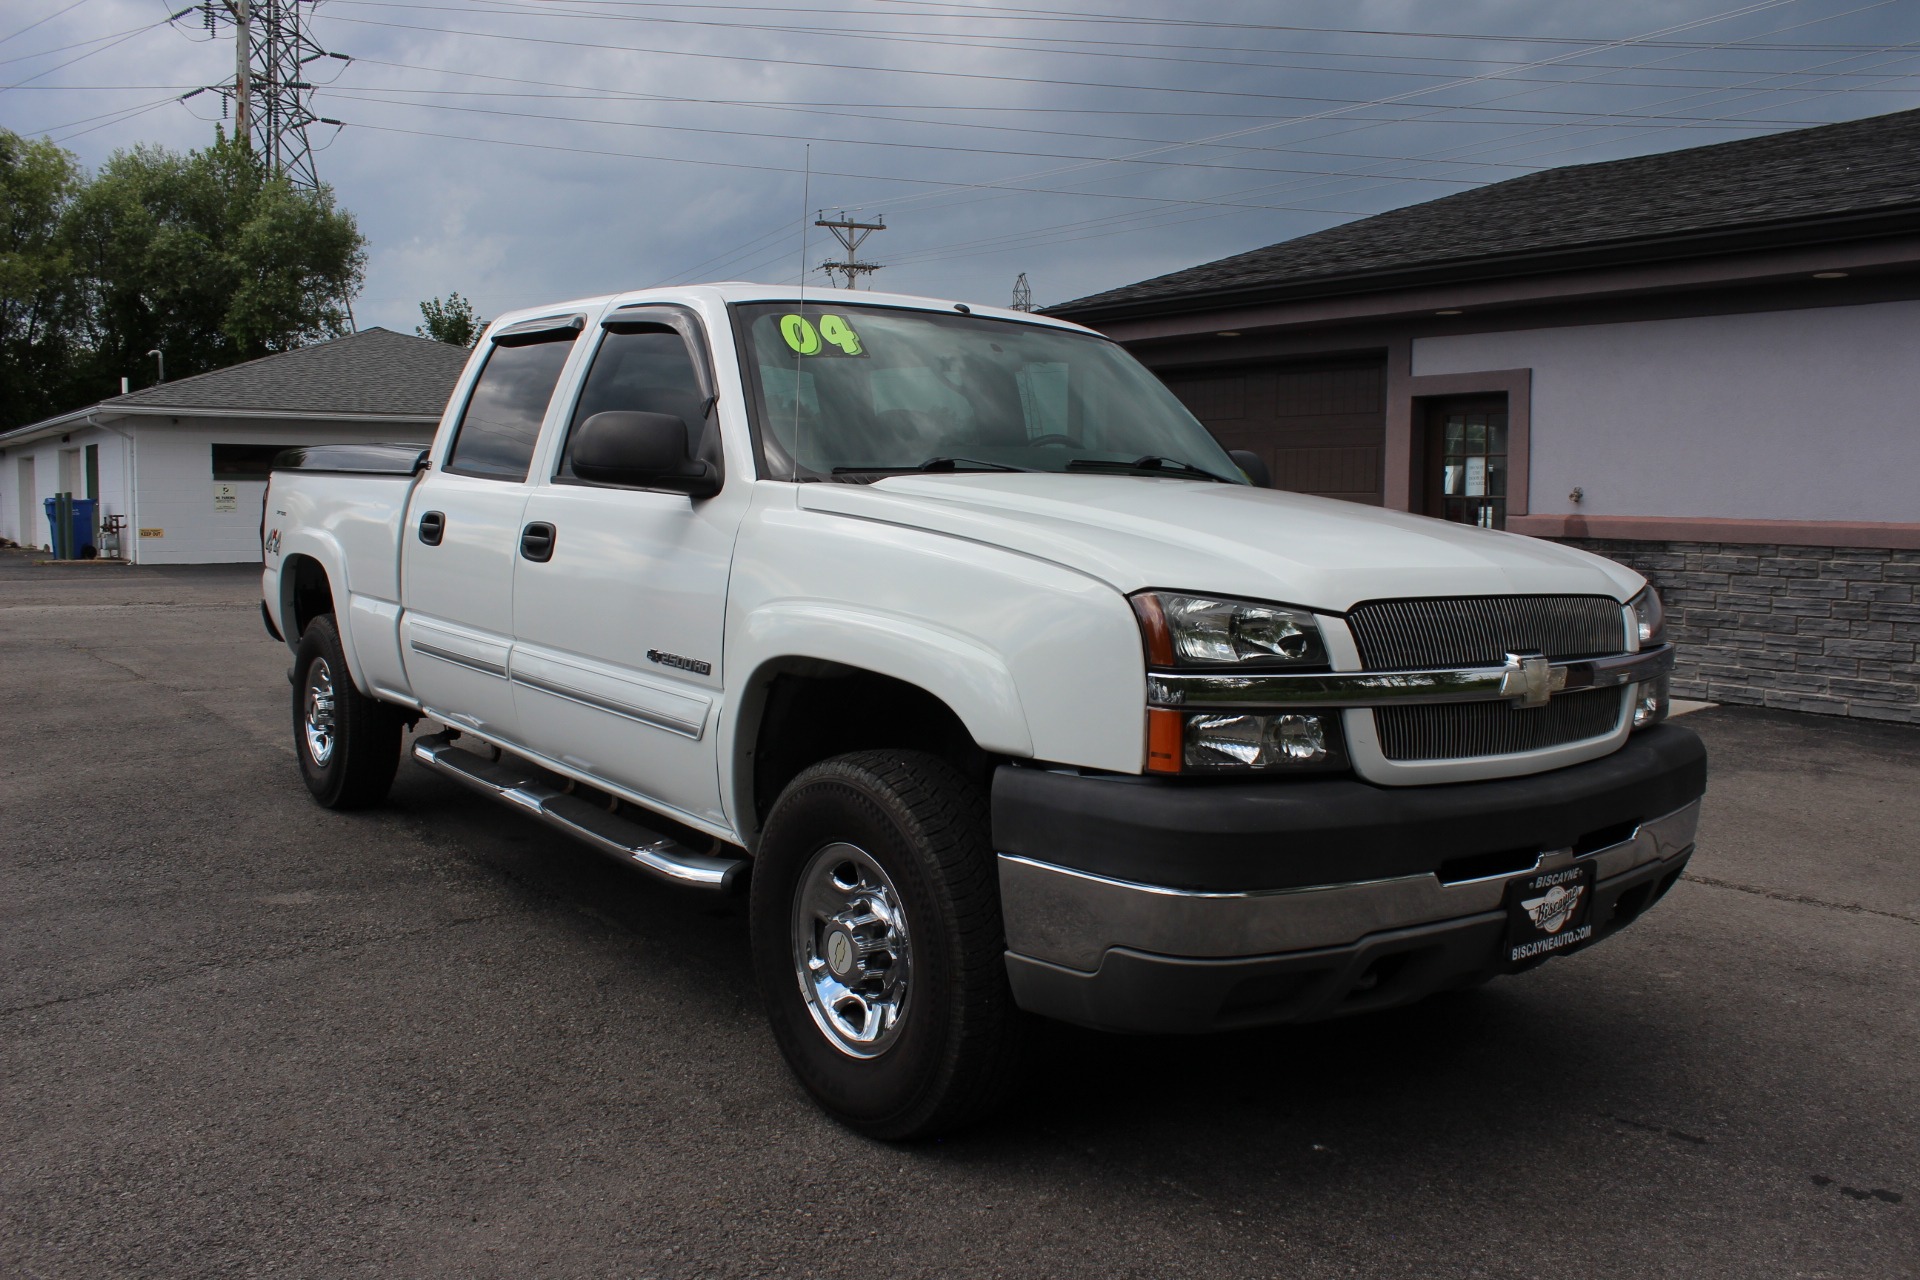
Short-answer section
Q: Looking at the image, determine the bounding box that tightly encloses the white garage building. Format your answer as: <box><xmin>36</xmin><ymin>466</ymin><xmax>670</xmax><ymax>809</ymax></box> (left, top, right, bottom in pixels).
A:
<box><xmin>0</xmin><ymin>328</ymin><xmax>468</xmax><ymax>564</ymax></box>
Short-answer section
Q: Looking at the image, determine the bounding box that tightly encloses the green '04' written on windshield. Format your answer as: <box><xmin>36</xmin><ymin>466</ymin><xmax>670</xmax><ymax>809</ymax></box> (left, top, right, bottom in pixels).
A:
<box><xmin>780</xmin><ymin>313</ymin><xmax>866</xmax><ymax>357</ymax></box>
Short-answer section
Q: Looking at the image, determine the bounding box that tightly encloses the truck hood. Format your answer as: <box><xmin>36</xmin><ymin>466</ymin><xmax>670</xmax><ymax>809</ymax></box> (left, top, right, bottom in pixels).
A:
<box><xmin>797</xmin><ymin>473</ymin><xmax>1642</xmax><ymax>611</ymax></box>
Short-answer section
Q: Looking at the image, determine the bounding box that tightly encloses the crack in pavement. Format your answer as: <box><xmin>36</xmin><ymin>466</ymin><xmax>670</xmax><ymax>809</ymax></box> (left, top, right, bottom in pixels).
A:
<box><xmin>0</xmin><ymin>911</ymin><xmax>517</xmax><ymax>1020</ymax></box>
<box><xmin>1683</xmin><ymin>873</ymin><xmax>1919</xmax><ymax>926</ymax></box>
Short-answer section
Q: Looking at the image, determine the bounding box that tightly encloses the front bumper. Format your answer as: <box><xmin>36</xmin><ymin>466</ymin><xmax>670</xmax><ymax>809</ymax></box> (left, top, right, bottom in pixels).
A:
<box><xmin>994</xmin><ymin>725</ymin><xmax>1705</xmax><ymax>1034</ymax></box>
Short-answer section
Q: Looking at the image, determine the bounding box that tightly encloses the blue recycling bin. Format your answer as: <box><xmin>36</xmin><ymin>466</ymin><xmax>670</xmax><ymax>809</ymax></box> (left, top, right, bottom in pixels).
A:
<box><xmin>43</xmin><ymin>497</ymin><xmax>98</xmax><ymax>558</ymax></box>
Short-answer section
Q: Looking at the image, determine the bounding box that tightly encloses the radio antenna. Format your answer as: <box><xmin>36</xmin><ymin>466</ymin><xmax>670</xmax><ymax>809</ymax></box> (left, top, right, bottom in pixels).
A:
<box><xmin>792</xmin><ymin>145</ymin><xmax>811</xmax><ymax>480</ymax></box>
<box><xmin>797</xmin><ymin>145</ymin><xmax>811</xmax><ymax>300</ymax></box>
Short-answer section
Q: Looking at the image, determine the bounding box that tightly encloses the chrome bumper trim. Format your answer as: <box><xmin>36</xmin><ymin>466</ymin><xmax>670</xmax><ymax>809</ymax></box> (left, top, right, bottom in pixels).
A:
<box><xmin>999</xmin><ymin>798</ymin><xmax>1700</xmax><ymax>973</ymax></box>
<box><xmin>1147</xmin><ymin>645</ymin><xmax>1674</xmax><ymax>710</ymax></box>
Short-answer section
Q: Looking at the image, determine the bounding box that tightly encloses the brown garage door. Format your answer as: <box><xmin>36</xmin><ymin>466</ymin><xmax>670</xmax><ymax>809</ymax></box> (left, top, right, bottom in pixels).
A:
<box><xmin>1160</xmin><ymin>359</ymin><xmax>1385</xmax><ymax>504</ymax></box>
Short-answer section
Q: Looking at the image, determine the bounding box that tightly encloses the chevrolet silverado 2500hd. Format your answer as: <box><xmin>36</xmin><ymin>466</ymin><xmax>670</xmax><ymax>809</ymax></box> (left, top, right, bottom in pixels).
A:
<box><xmin>262</xmin><ymin>284</ymin><xmax>1705</xmax><ymax>1139</ymax></box>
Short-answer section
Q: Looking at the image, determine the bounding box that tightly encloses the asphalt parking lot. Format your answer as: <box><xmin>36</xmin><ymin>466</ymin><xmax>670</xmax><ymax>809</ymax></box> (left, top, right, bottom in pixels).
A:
<box><xmin>2</xmin><ymin>549</ymin><xmax>1914</xmax><ymax>1278</ymax></box>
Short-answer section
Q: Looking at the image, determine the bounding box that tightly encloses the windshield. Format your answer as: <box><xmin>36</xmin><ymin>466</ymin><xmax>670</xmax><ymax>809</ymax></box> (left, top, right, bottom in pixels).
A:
<box><xmin>734</xmin><ymin>302</ymin><xmax>1245</xmax><ymax>483</ymax></box>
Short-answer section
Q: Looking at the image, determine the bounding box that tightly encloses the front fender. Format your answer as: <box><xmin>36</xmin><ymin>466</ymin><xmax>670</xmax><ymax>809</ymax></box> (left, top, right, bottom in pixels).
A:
<box><xmin>727</xmin><ymin>602</ymin><xmax>1035</xmax><ymax>758</ymax></box>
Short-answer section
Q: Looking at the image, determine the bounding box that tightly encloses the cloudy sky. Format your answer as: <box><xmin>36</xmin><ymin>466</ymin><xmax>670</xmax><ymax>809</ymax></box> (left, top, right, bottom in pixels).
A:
<box><xmin>6</xmin><ymin>0</ymin><xmax>1918</xmax><ymax>332</ymax></box>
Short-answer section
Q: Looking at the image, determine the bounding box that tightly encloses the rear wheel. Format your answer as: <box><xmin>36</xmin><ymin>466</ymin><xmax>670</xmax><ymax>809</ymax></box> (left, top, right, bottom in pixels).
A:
<box><xmin>750</xmin><ymin>750</ymin><xmax>1022</xmax><ymax>1140</ymax></box>
<box><xmin>293</xmin><ymin>614</ymin><xmax>402</xmax><ymax>809</ymax></box>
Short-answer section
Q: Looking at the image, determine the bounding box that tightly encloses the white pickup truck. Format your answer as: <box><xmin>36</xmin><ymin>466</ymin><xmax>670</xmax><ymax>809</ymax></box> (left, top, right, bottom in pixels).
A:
<box><xmin>261</xmin><ymin>283</ymin><xmax>1705</xmax><ymax>1138</ymax></box>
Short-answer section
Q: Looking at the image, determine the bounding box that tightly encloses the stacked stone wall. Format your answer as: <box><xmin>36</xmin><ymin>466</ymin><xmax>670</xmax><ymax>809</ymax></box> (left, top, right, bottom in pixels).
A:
<box><xmin>1556</xmin><ymin>539</ymin><xmax>1920</xmax><ymax>724</ymax></box>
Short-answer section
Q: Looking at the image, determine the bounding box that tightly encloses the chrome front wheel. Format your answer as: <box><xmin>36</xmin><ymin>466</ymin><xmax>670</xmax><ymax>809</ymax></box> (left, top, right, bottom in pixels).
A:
<box><xmin>792</xmin><ymin>841</ymin><xmax>913</xmax><ymax>1058</ymax></box>
<box><xmin>750</xmin><ymin>751</ymin><xmax>1023</xmax><ymax>1140</ymax></box>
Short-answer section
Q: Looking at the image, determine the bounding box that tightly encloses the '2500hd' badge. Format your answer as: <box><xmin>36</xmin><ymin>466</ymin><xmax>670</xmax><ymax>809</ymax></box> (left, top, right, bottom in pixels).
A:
<box><xmin>647</xmin><ymin>649</ymin><xmax>712</xmax><ymax>676</ymax></box>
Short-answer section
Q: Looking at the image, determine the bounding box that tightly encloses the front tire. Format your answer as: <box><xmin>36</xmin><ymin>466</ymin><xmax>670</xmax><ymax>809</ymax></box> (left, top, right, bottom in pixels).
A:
<box><xmin>750</xmin><ymin>750</ymin><xmax>1022</xmax><ymax>1140</ymax></box>
<box><xmin>293</xmin><ymin>614</ymin><xmax>402</xmax><ymax>810</ymax></box>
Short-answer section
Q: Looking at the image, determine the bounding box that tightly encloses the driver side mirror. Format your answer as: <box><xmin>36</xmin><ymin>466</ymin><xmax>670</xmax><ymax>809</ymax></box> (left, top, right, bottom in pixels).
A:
<box><xmin>571</xmin><ymin>411</ymin><xmax>721</xmax><ymax>497</ymax></box>
<box><xmin>1228</xmin><ymin>449</ymin><xmax>1272</xmax><ymax>488</ymax></box>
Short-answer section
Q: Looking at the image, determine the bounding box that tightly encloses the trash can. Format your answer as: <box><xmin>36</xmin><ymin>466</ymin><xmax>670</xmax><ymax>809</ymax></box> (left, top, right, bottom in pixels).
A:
<box><xmin>43</xmin><ymin>497</ymin><xmax>99</xmax><ymax>558</ymax></box>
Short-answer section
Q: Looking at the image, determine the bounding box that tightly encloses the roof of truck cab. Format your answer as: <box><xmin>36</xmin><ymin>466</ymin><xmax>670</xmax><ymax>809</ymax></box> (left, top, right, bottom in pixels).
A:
<box><xmin>480</xmin><ymin>283</ymin><xmax>1096</xmax><ymax>336</ymax></box>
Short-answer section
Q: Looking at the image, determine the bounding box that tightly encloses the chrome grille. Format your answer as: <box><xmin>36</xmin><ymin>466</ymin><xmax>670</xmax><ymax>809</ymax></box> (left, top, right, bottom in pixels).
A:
<box><xmin>1375</xmin><ymin>688</ymin><xmax>1625</xmax><ymax>761</ymax></box>
<box><xmin>1346</xmin><ymin>596</ymin><xmax>1625</xmax><ymax>670</ymax></box>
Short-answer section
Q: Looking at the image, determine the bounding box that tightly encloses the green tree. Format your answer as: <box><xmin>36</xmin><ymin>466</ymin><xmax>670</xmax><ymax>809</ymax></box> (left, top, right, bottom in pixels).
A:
<box><xmin>0</xmin><ymin>131</ymin><xmax>84</xmax><ymax>429</ymax></box>
<box><xmin>60</xmin><ymin>129</ymin><xmax>365</xmax><ymax>398</ymax></box>
<box><xmin>417</xmin><ymin>292</ymin><xmax>484</xmax><ymax>346</ymax></box>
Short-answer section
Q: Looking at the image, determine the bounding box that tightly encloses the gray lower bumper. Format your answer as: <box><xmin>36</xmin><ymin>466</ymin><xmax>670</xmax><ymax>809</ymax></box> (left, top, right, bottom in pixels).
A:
<box><xmin>1000</xmin><ymin>799</ymin><xmax>1699</xmax><ymax>1034</ymax></box>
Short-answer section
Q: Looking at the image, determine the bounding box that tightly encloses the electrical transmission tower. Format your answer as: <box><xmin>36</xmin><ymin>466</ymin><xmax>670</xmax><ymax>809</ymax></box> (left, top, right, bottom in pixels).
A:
<box><xmin>815</xmin><ymin>212</ymin><xmax>885</xmax><ymax>290</ymax></box>
<box><xmin>1011</xmin><ymin>273</ymin><xmax>1033</xmax><ymax>312</ymax></box>
<box><xmin>194</xmin><ymin>0</ymin><xmax>345</xmax><ymax>188</ymax></box>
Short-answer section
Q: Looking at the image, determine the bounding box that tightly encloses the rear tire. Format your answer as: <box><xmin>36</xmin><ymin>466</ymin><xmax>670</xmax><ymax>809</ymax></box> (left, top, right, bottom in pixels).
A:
<box><xmin>293</xmin><ymin>614</ymin><xmax>402</xmax><ymax>810</ymax></box>
<box><xmin>750</xmin><ymin>750</ymin><xmax>1022</xmax><ymax>1140</ymax></box>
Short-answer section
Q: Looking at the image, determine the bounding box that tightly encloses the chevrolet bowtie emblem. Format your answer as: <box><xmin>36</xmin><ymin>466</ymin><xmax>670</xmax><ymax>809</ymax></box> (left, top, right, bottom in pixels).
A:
<box><xmin>1499</xmin><ymin>651</ymin><xmax>1565</xmax><ymax>708</ymax></box>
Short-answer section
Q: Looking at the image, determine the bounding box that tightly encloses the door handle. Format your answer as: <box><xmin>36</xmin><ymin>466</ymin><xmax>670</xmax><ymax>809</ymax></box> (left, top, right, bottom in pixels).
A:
<box><xmin>418</xmin><ymin>510</ymin><xmax>445</xmax><ymax>545</ymax></box>
<box><xmin>520</xmin><ymin>522</ymin><xmax>556</xmax><ymax>563</ymax></box>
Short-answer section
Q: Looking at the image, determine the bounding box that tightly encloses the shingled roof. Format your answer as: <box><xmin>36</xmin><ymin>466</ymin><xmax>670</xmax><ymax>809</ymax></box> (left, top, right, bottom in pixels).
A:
<box><xmin>103</xmin><ymin>327</ymin><xmax>469</xmax><ymax>418</ymax></box>
<box><xmin>1053</xmin><ymin>107</ymin><xmax>1920</xmax><ymax>321</ymax></box>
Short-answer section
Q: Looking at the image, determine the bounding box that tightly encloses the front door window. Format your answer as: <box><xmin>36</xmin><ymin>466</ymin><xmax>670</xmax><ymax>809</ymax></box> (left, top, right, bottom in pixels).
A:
<box><xmin>1427</xmin><ymin>399</ymin><xmax>1507</xmax><ymax>529</ymax></box>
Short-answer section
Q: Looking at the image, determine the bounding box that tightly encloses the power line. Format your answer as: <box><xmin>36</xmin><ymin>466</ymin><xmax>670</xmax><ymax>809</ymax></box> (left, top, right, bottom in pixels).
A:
<box><xmin>321</xmin><ymin>0</ymin><xmax>1920</xmax><ymax>90</ymax></box>
<box><xmin>887</xmin><ymin>16</ymin><xmax>1920</xmax><ymax>275</ymax></box>
<box><xmin>0</xmin><ymin>15</ymin><xmax>176</xmax><ymax>95</ymax></box>
<box><xmin>864</xmin><ymin>2</ymin><xmax>1914</xmax><ymax>277</ymax></box>
<box><xmin>334</xmin><ymin>118</ymin><xmax>1370</xmax><ymax>212</ymax></box>
<box><xmin>339</xmin><ymin>57</ymin><xmax>1855</xmax><ymax>133</ymax></box>
<box><xmin>865</xmin><ymin>0</ymin><xmax>1907</xmax><ymax>49</ymax></box>
<box><xmin>314</xmin><ymin>87</ymin><xmax>1525</xmax><ymax>185</ymax></box>
<box><xmin>0</xmin><ymin>0</ymin><xmax>95</xmax><ymax>48</ymax></box>
<box><xmin>328</xmin><ymin>9</ymin><xmax>1893</xmax><ymax>116</ymax></box>
<box><xmin>0</xmin><ymin>23</ymin><xmax>162</xmax><ymax>68</ymax></box>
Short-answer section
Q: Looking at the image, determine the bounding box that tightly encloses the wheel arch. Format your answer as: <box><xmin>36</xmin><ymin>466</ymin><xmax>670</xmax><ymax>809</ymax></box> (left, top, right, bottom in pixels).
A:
<box><xmin>723</xmin><ymin>638</ymin><xmax>1028</xmax><ymax>848</ymax></box>
<box><xmin>279</xmin><ymin>552</ymin><xmax>336</xmax><ymax>645</ymax></box>
<box><xmin>274</xmin><ymin>535</ymin><xmax>375</xmax><ymax>698</ymax></box>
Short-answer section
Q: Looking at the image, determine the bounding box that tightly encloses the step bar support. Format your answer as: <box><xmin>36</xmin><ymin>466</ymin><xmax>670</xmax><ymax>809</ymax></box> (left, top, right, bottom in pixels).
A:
<box><xmin>411</xmin><ymin>731</ymin><xmax>746</xmax><ymax>892</ymax></box>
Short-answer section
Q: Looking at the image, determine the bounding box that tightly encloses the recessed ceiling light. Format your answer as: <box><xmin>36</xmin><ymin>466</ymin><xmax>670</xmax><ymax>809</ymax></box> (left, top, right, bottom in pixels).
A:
<box><xmin>1216</xmin><ymin>330</ymin><xmax>1242</xmax><ymax>337</ymax></box>
<box><xmin>1812</xmin><ymin>271</ymin><xmax>1848</xmax><ymax>279</ymax></box>
<box><xmin>1435</xmin><ymin>309</ymin><xmax>1463</xmax><ymax>316</ymax></box>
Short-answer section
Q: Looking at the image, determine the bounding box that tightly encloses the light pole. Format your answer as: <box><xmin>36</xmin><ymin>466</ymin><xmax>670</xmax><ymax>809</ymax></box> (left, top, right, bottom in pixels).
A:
<box><xmin>147</xmin><ymin>349</ymin><xmax>165</xmax><ymax>383</ymax></box>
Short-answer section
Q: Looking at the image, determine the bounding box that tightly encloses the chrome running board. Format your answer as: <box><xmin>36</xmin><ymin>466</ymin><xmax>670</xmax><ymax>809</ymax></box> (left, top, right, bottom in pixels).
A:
<box><xmin>411</xmin><ymin>731</ymin><xmax>745</xmax><ymax>892</ymax></box>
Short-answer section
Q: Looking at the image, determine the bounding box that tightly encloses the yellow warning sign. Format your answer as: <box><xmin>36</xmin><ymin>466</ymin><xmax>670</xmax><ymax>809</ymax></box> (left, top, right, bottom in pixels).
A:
<box><xmin>139</xmin><ymin>528</ymin><xmax>164</xmax><ymax>538</ymax></box>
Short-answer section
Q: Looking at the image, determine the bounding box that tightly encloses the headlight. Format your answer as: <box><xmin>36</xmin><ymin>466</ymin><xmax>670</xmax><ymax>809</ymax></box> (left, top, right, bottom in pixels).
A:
<box><xmin>1182</xmin><ymin>711</ymin><xmax>1346</xmax><ymax>772</ymax></box>
<box><xmin>1131</xmin><ymin>591</ymin><xmax>1328</xmax><ymax>668</ymax></box>
<box><xmin>1629</xmin><ymin>585</ymin><xmax>1666</xmax><ymax>647</ymax></box>
<box><xmin>1628</xmin><ymin>586</ymin><xmax>1670</xmax><ymax>730</ymax></box>
<box><xmin>1632</xmin><ymin>678</ymin><xmax>1671</xmax><ymax>730</ymax></box>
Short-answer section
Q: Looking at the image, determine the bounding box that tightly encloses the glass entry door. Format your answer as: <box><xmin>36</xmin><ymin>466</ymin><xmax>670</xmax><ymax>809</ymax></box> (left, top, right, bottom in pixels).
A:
<box><xmin>1424</xmin><ymin>397</ymin><xmax>1508</xmax><ymax>529</ymax></box>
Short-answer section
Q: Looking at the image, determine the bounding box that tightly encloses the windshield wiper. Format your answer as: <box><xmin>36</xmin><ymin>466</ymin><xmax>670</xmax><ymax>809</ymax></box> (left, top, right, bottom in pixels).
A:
<box><xmin>832</xmin><ymin>456</ymin><xmax>1035</xmax><ymax>475</ymax></box>
<box><xmin>918</xmin><ymin>456</ymin><xmax>1035</xmax><ymax>473</ymax></box>
<box><xmin>1064</xmin><ymin>454</ymin><xmax>1234</xmax><ymax>482</ymax></box>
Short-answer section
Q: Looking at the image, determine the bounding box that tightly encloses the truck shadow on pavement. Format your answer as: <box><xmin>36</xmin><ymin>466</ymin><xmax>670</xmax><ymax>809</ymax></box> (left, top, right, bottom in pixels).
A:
<box><xmin>387</xmin><ymin>745</ymin><xmax>1690</xmax><ymax>1174</ymax></box>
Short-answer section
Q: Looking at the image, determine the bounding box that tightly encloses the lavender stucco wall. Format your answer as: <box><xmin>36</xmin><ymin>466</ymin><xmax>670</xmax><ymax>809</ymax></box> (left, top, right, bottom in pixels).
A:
<box><xmin>1412</xmin><ymin>299</ymin><xmax>1920</xmax><ymax>525</ymax></box>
